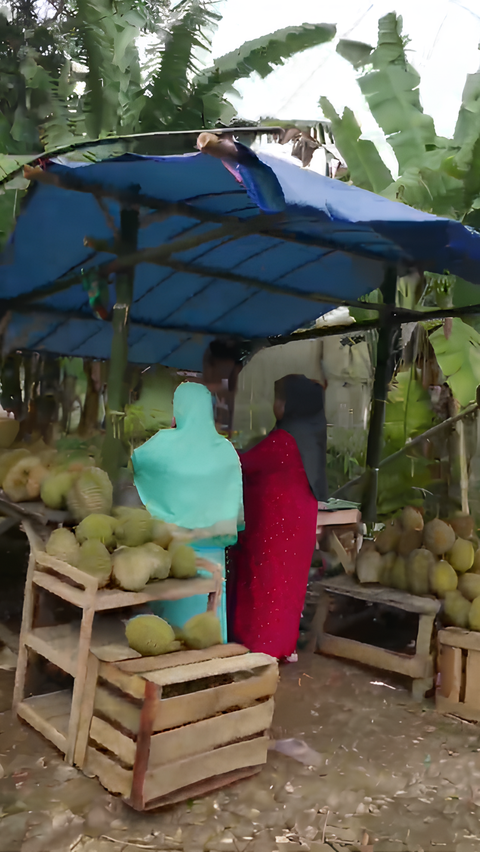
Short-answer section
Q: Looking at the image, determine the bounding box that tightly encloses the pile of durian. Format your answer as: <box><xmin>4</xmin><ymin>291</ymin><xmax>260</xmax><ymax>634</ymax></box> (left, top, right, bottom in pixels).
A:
<box><xmin>45</xmin><ymin>508</ymin><xmax>197</xmax><ymax>592</ymax></box>
<box><xmin>355</xmin><ymin>507</ymin><xmax>480</xmax><ymax>631</ymax></box>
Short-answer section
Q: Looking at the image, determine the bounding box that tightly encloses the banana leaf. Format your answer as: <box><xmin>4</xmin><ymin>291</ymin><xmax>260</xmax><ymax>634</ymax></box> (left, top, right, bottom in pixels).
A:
<box><xmin>429</xmin><ymin>318</ymin><xmax>480</xmax><ymax>407</ymax></box>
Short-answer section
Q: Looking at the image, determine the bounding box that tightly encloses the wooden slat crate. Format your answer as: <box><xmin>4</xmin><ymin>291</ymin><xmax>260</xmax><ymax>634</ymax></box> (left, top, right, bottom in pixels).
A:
<box><xmin>83</xmin><ymin>644</ymin><xmax>279</xmax><ymax>810</ymax></box>
<box><xmin>14</xmin><ymin>521</ymin><xmax>223</xmax><ymax>766</ymax></box>
<box><xmin>436</xmin><ymin>627</ymin><xmax>480</xmax><ymax>722</ymax></box>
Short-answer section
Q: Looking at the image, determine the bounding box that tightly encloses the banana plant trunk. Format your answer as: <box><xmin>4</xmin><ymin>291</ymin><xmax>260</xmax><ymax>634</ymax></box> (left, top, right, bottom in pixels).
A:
<box><xmin>361</xmin><ymin>267</ymin><xmax>399</xmax><ymax>522</ymax></box>
<box><xmin>101</xmin><ymin>209</ymin><xmax>139</xmax><ymax>481</ymax></box>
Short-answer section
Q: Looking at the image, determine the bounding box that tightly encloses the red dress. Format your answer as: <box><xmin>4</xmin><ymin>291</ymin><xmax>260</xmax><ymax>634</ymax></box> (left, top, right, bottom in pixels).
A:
<box><xmin>227</xmin><ymin>429</ymin><xmax>318</xmax><ymax>659</ymax></box>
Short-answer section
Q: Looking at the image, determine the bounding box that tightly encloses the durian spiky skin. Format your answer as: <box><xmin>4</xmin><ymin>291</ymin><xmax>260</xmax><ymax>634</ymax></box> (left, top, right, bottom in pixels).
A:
<box><xmin>423</xmin><ymin>519</ymin><xmax>455</xmax><ymax>556</ymax></box>
<box><xmin>447</xmin><ymin>538</ymin><xmax>475</xmax><ymax>574</ymax></box>
<box><xmin>125</xmin><ymin>615</ymin><xmax>175</xmax><ymax>656</ymax></box>
<box><xmin>46</xmin><ymin>527</ymin><xmax>80</xmax><ymax>567</ymax></box>
<box><xmin>114</xmin><ymin>508</ymin><xmax>153</xmax><ymax>547</ymax></box>
<box><xmin>67</xmin><ymin>467</ymin><xmax>113</xmax><ymax>521</ymax></box>
<box><xmin>169</xmin><ymin>543</ymin><xmax>197</xmax><ymax>579</ymax></box>
<box><xmin>76</xmin><ymin>513</ymin><xmax>116</xmax><ymax>549</ymax></box>
<box><xmin>182</xmin><ymin>612</ymin><xmax>222</xmax><ymax>650</ymax></box>
<box><xmin>41</xmin><ymin>470</ymin><xmax>76</xmax><ymax>510</ymax></box>
<box><xmin>429</xmin><ymin>560</ymin><xmax>458</xmax><ymax>598</ymax></box>
<box><xmin>77</xmin><ymin>539</ymin><xmax>112</xmax><ymax>588</ymax></box>
<box><xmin>112</xmin><ymin>546</ymin><xmax>152</xmax><ymax>591</ymax></box>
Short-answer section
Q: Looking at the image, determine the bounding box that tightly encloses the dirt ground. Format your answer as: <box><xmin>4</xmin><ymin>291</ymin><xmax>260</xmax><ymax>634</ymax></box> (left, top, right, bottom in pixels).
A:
<box><xmin>1</xmin><ymin>650</ymin><xmax>480</xmax><ymax>852</ymax></box>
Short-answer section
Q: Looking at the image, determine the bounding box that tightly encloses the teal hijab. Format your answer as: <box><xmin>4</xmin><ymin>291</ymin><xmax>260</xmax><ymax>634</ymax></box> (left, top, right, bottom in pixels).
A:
<box><xmin>132</xmin><ymin>382</ymin><xmax>243</xmax><ymax>536</ymax></box>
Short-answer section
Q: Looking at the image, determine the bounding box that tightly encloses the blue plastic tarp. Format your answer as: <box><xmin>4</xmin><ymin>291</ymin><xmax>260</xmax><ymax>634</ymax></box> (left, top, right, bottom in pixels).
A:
<box><xmin>2</xmin><ymin>148</ymin><xmax>480</xmax><ymax>369</ymax></box>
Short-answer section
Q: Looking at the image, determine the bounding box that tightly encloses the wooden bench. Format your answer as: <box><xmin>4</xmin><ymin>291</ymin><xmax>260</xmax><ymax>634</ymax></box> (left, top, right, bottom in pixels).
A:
<box><xmin>313</xmin><ymin>574</ymin><xmax>441</xmax><ymax>700</ymax></box>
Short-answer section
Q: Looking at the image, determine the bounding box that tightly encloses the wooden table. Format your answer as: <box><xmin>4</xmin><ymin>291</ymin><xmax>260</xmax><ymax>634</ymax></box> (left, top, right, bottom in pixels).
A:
<box><xmin>313</xmin><ymin>574</ymin><xmax>441</xmax><ymax>700</ymax></box>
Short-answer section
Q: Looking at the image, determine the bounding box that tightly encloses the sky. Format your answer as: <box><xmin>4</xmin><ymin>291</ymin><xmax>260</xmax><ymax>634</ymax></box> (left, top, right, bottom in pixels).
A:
<box><xmin>209</xmin><ymin>0</ymin><xmax>480</xmax><ymax>175</ymax></box>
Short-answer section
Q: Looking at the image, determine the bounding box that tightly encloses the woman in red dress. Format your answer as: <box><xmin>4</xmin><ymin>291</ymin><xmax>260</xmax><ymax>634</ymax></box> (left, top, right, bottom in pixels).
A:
<box><xmin>227</xmin><ymin>374</ymin><xmax>327</xmax><ymax>661</ymax></box>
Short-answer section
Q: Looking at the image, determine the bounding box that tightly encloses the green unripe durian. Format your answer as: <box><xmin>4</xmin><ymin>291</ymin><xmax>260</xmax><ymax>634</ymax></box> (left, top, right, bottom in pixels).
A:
<box><xmin>76</xmin><ymin>513</ymin><xmax>116</xmax><ymax>549</ymax></box>
<box><xmin>169</xmin><ymin>542</ymin><xmax>197</xmax><ymax>579</ymax></box>
<box><xmin>67</xmin><ymin>467</ymin><xmax>113</xmax><ymax>521</ymax></box>
<box><xmin>77</xmin><ymin>539</ymin><xmax>112</xmax><ymax>587</ymax></box>
<box><xmin>429</xmin><ymin>560</ymin><xmax>458</xmax><ymax>598</ymax></box>
<box><xmin>112</xmin><ymin>546</ymin><xmax>152</xmax><ymax>591</ymax></box>
<box><xmin>182</xmin><ymin>612</ymin><xmax>222</xmax><ymax>649</ymax></box>
<box><xmin>125</xmin><ymin>615</ymin><xmax>175</xmax><ymax>656</ymax></box>
<box><xmin>142</xmin><ymin>542</ymin><xmax>171</xmax><ymax>580</ymax></box>
<box><xmin>114</xmin><ymin>508</ymin><xmax>153</xmax><ymax>547</ymax></box>
<box><xmin>46</xmin><ymin>527</ymin><xmax>80</xmax><ymax>567</ymax></box>
<box><xmin>41</xmin><ymin>470</ymin><xmax>76</xmax><ymax>510</ymax></box>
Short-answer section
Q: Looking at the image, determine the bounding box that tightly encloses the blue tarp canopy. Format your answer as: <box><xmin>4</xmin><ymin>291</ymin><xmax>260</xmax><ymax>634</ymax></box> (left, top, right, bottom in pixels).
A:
<box><xmin>2</xmin><ymin>145</ymin><xmax>480</xmax><ymax>370</ymax></box>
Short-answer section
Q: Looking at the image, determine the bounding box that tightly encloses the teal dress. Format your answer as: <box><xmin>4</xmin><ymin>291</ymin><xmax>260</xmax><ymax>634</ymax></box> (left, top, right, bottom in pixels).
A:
<box><xmin>132</xmin><ymin>383</ymin><xmax>243</xmax><ymax>642</ymax></box>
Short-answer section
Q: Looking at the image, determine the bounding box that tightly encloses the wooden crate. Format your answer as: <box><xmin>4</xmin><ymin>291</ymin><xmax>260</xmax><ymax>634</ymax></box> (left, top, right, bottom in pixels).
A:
<box><xmin>83</xmin><ymin>644</ymin><xmax>279</xmax><ymax>810</ymax></box>
<box><xmin>313</xmin><ymin>574</ymin><xmax>441</xmax><ymax>700</ymax></box>
<box><xmin>14</xmin><ymin>522</ymin><xmax>222</xmax><ymax>765</ymax></box>
<box><xmin>436</xmin><ymin>627</ymin><xmax>480</xmax><ymax>721</ymax></box>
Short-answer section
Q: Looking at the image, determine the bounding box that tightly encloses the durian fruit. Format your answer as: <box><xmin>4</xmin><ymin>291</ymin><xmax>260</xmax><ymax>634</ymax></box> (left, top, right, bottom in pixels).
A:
<box><xmin>152</xmin><ymin>520</ymin><xmax>173</xmax><ymax>550</ymax></box>
<box><xmin>375</xmin><ymin>519</ymin><xmax>401</xmax><ymax>555</ymax></box>
<box><xmin>469</xmin><ymin>596</ymin><xmax>480</xmax><ymax>631</ymax></box>
<box><xmin>447</xmin><ymin>538</ymin><xmax>475</xmax><ymax>574</ymax></box>
<box><xmin>125</xmin><ymin>615</ymin><xmax>175</xmax><ymax>656</ymax></box>
<box><xmin>423</xmin><ymin>519</ymin><xmax>455</xmax><ymax>556</ymax></box>
<box><xmin>26</xmin><ymin>463</ymin><xmax>50</xmax><ymax>499</ymax></box>
<box><xmin>448</xmin><ymin>514</ymin><xmax>475</xmax><ymax>540</ymax></box>
<box><xmin>430</xmin><ymin>560</ymin><xmax>458</xmax><ymax>598</ymax></box>
<box><xmin>114</xmin><ymin>508</ymin><xmax>153</xmax><ymax>548</ymax></box>
<box><xmin>112</xmin><ymin>546</ymin><xmax>152</xmax><ymax>591</ymax></box>
<box><xmin>397</xmin><ymin>529</ymin><xmax>423</xmax><ymax>557</ymax></box>
<box><xmin>0</xmin><ymin>418</ymin><xmax>19</xmax><ymax>449</ymax></box>
<box><xmin>76</xmin><ymin>513</ymin><xmax>116</xmax><ymax>549</ymax></box>
<box><xmin>182</xmin><ymin>612</ymin><xmax>222</xmax><ymax>650</ymax></box>
<box><xmin>77</xmin><ymin>539</ymin><xmax>112</xmax><ymax>587</ymax></box>
<box><xmin>390</xmin><ymin>556</ymin><xmax>408</xmax><ymax>591</ymax></box>
<box><xmin>142</xmin><ymin>542</ymin><xmax>172</xmax><ymax>580</ymax></box>
<box><xmin>41</xmin><ymin>470</ymin><xmax>76</xmax><ymax>510</ymax></box>
<box><xmin>407</xmin><ymin>548</ymin><xmax>435</xmax><ymax>596</ymax></box>
<box><xmin>3</xmin><ymin>455</ymin><xmax>42</xmax><ymax>502</ymax></box>
<box><xmin>380</xmin><ymin>551</ymin><xmax>396</xmax><ymax>586</ymax></box>
<box><xmin>169</xmin><ymin>542</ymin><xmax>197</xmax><ymax>579</ymax></box>
<box><xmin>458</xmin><ymin>573</ymin><xmax>480</xmax><ymax>602</ymax></box>
<box><xmin>401</xmin><ymin>506</ymin><xmax>424</xmax><ymax>533</ymax></box>
<box><xmin>67</xmin><ymin>467</ymin><xmax>113</xmax><ymax>521</ymax></box>
<box><xmin>470</xmin><ymin>549</ymin><xmax>480</xmax><ymax>574</ymax></box>
<box><xmin>444</xmin><ymin>590</ymin><xmax>471</xmax><ymax>629</ymax></box>
<box><xmin>0</xmin><ymin>448</ymin><xmax>30</xmax><ymax>486</ymax></box>
<box><xmin>46</xmin><ymin>527</ymin><xmax>80</xmax><ymax>567</ymax></box>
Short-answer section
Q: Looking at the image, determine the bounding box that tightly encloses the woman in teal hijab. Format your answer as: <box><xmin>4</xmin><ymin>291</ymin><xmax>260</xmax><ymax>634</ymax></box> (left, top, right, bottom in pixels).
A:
<box><xmin>132</xmin><ymin>382</ymin><xmax>243</xmax><ymax>641</ymax></box>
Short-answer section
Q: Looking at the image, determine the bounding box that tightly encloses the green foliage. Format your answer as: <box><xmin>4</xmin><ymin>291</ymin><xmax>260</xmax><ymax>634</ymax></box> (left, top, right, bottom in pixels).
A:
<box><xmin>382</xmin><ymin>370</ymin><xmax>436</xmax><ymax>455</ymax></box>
<box><xmin>377</xmin><ymin>370</ymin><xmax>437</xmax><ymax>518</ymax></box>
<box><xmin>326</xmin><ymin>11</ymin><xmax>480</xmax><ymax>222</ymax></box>
<box><xmin>429</xmin><ymin>318</ymin><xmax>480</xmax><ymax>407</ymax></box>
<box><xmin>319</xmin><ymin>99</ymin><xmax>392</xmax><ymax>193</ymax></box>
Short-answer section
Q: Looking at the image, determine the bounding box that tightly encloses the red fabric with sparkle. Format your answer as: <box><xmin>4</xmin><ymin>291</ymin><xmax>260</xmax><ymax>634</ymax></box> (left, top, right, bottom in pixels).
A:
<box><xmin>227</xmin><ymin>429</ymin><xmax>318</xmax><ymax>659</ymax></box>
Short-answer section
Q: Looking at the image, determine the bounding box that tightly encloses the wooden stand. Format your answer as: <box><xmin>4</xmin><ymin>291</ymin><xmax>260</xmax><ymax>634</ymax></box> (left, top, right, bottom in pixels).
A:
<box><xmin>13</xmin><ymin>522</ymin><xmax>222</xmax><ymax>766</ymax></box>
<box><xmin>313</xmin><ymin>574</ymin><xmax>440</xmax><ymax>700</ymax></box>
<box><xmin>83</xmin><ymin>644</ymin><xmax>278</xmax><ymax>810</ymax></box>
<box><xmin>436</xmin><ymin>627</ymin><xmax>480</xmax><ymax>722</ymax></box>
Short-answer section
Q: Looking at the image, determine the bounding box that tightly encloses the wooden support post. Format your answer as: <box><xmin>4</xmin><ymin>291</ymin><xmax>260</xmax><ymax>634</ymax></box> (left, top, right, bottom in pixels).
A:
<box><xmin>101</xmin><ymin>208</ymin><xmax>139</xmax><ymax>482</ymax></box>
<box><xmin>65</xmin><ymin>605</ymin><xmax>95</xmax><ymax>765</ymax></box>
<box><xmin>73</xmin><ymin>653</ymin><xmax>100</xmax><ymax>769</ymax></box>
<box><xmin>129</xmin><ymin>681</ymin><xmax>158</xmax><ymax>810</ymax></box>
<box><xmin>362</xmin><ymin>267</ymin><xmax>399</xmax><ymax>522</ymax></box>
<box><xmin>12</xmin><ymin>523</ymin><xmax>37</xmax><ymax>710</ymax></box>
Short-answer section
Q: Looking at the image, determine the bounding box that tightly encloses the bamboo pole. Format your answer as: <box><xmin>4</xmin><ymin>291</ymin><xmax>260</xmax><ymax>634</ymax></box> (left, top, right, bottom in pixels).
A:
<box><xmin>101</xmin><ymin>208</ymin><xmax>139</xmax><ymax>481</ymax></box>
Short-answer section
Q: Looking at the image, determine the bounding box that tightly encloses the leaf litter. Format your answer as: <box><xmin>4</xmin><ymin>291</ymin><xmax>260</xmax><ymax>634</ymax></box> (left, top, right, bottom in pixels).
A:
<box><xmin>0</xmin><ymin>654</ymin><xmax>478</xmax><ymax>851</ymax></box>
